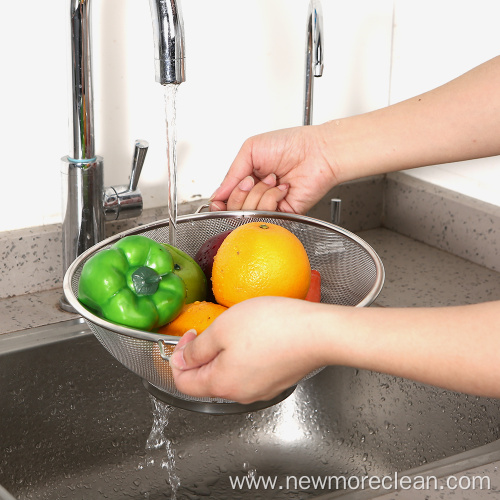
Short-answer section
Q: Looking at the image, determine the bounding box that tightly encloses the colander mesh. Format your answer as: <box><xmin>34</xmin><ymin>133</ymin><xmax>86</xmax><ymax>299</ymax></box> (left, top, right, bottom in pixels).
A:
<box><xmin>66</xmin><ymin>212</ymin><xmax>383</xmax><ymax>405</ymax></box>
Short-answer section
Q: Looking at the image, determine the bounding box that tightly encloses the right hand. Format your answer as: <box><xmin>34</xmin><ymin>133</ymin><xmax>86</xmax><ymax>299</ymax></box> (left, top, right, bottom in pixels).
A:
<box><xmin>169</xmin><ymin>297</ymin><xmax>328</xmax><ymax>404</ymax></box>
<box><xmin>210</xmin><ymin>125</ymin><xmax>339</xmax><ymax>214</ymax></box>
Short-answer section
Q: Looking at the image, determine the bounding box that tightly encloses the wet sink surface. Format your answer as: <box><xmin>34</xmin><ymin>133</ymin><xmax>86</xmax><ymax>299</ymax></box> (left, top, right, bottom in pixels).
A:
<box><xmin>1</xmin><ymin>319</ymin><xmax>500</xmax><ymax>500</ymax></box>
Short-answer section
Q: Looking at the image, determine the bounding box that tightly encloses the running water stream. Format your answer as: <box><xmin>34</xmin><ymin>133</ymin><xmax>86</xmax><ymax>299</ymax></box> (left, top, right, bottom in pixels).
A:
<box><xmin>139</xmin><ymin>86</ymin><xmax>181</xmax><ymax>498</ymax></box>
<box><xmin>164</xmin><ymin>84</ymin><xmax>179</xmax><ymax>247</ymax></box>
<box><xmin>140</xmin><ymin>396</ymin><xmax>180</xmax><ymax>498</ymax></box>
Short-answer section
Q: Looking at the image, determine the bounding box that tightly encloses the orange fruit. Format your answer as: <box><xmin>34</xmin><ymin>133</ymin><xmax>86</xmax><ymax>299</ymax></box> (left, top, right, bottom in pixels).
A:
<box><xmin>157</xmin><ymin>300</ymin><xmax>228</xmax><ymax>336</ymax></box>
<box><xmin>212</xmin><ymin>222</ymin><xmax>311</xmax><ymax>307</ymax></box>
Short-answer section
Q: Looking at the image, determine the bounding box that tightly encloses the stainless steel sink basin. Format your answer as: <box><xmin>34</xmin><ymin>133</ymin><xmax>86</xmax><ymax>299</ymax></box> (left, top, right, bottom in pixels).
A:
<box><xmin>1</xmin><ymin>318</ymin><xmax>500</xmax><ymax>499</ymax></box>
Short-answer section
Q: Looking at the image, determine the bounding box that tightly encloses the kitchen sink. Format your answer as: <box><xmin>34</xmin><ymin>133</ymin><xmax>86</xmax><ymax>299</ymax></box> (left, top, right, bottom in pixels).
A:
<box><xmin>1</xmin><ymin>318</ymin><xmax>500</xmax><ymax>499</ymax></box>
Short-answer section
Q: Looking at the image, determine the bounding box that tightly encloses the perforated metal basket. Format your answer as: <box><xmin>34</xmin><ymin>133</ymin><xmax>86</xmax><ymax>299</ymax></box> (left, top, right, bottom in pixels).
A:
<box><xmin>63</xmin><ymin>211</ymin><xmax>384</xmax><ymax>414</ymax></box>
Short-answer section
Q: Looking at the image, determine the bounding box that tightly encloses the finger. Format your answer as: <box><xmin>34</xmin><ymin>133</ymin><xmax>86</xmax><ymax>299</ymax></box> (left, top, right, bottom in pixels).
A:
<box><xmin>172</xmin><ymin>349</ymin><xmax>254</xmax><ymax>402</ymax></box>
<box><xmin>277</xmin><ymin>197</ymin><xmax>297</xmax><ymax>214</ymax></box>
<box><xmin>255</xmin><ymin>184</ymin><xmax>289</xmax><ymax>211</ymax></box>
<box><xmin>170</xmin><ymin>327</ymin><xmax>221</xmax><ymax>371</ymax></box>
<box><xmin>210</xmin><ymin>140</ymin><xmax>255</xmax><ymax>203</ymax></box>
<box><xmin>209</xmin><ymin>200</ymin><xmax>227</xmax><ymax>212</ymax></box>
<box><xmin>172</xmin><ymin>362</ymin><xmax>220</xmax><ymax>399</ymax></box>
<box><xmin>240</xmin><ymin>173</ymin><xmax>277</xmax><ymax>210</ymax></box>
<box><xmin>169</xmin><ymin>329</ymin><xmax>197</xmax><ymax>370</ymax></box>
<box><xmin>225</xmin><ymin>175</ymin><xmax>255</xmax><ymax>210</ymax></box>
<box><xmin>170</xmin><ymin>331</ymin><xmax>227</xmax><ymax>398</ymax></box>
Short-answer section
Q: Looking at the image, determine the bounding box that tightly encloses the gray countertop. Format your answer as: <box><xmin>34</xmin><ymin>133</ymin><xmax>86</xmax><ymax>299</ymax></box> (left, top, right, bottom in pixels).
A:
<box><xmin>2</xmin><ymin>227</ymin><xmax>499</xmax><ymax>336</ymax></box>
<box><xmin>2</xmin><ymin>226</ymin><xmax>499</xmax><ymax>336</ymax></box>
<box><xmin>360</xmin><ymin>228</ymin><xmax>500</xmax><ymax>308</ymax></box>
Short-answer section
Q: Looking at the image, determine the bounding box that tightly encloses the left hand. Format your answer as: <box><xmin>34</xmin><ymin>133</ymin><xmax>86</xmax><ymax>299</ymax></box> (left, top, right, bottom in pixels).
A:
<box><xmin>209</xmin><ymin>125</ymin><xmax>339</xmax><ymax>214</ymax></box>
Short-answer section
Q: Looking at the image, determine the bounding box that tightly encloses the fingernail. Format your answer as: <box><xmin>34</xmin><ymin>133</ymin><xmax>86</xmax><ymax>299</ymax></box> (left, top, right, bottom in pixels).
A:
<box><xmin>277</xmin><ymin>183</ymin><xmax>289</xmax><ymax>191</ymax></box>
<box><xmin>209</xmin><ymin>186</ymin><xmax>221</xmax><ymax>201</ymax></box>
<box><xmin>210</xmin><ymin>201</ymin><xmax>225</xmax><ymax>212</ymax></box>
<box><xmin>169</xmin><ymin>346</ymin><xmax>187</xmax><ymax>370</ymax></box>
<box><xmin>238</xmin><ymin>176</ymin><xmax>255</xmax><ymax>192</ymax></box>
<box><xmin>262</xmin><ymin>173</ymin><xmax>276</xmax><ymax>186</ymax></box>
<box><xmin>184</xmin><ymin>329</ymin><xmax>198</xmax><ymax>339</ymax></box>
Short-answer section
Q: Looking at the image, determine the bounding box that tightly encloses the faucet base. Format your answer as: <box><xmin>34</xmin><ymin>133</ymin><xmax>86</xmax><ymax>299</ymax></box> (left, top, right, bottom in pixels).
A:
<box><xmin>59</xmin><ymin>293</ymin><xmax>78</xmax><ymax>314</ymax></box>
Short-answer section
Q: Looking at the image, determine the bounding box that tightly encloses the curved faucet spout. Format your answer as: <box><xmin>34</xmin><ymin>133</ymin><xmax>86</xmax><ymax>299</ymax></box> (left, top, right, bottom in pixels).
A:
<box><xmin>149</xmin><ymin>0</ymin><xmax>186</xmax><ymax>85</ymax></box>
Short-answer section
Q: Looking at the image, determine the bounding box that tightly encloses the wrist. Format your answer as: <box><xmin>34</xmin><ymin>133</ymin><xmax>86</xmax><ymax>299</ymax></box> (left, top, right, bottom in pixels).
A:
<box><xmin>317</xmin><ymin>104</ymin><xmax>426</xmax><ymax>184</ymax></box>
<box><xmin>302</xmin><ymin>303</ymin><xmax>351</xmax><ymax>368</ymax></box>
<box><xmin>309</xmin><ymin>304</ymin><xmax>376</xmax><ymax>369</ymax></box>
<box><xmin>315</xmin><ymin>118</ymin><xmax>373</xmax><ymax>185</ymax></box>
<box><xmin>314</xmin><ymin>121</ymin><xmax>346</xmax><ymax>185</ymax></box>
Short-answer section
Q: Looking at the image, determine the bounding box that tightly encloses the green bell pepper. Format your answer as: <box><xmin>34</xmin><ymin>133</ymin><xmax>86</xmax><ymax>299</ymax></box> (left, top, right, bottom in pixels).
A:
<box><xmin>78</xmin><ymin>235</ymin><xmax>186</xmax><ymax>331</ymax></box>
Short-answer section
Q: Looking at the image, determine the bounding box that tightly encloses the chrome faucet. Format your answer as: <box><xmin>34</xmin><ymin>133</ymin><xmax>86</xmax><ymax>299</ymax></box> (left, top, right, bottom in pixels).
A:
<box><xmin>303</xmin><ymin>0</ymin><xmax>324</xmax><ymax>126</ymax></box>
<box><xmin>60</xmin><ymin>0</ymin><xmax>185</xmax><ymax>311</ymax></box>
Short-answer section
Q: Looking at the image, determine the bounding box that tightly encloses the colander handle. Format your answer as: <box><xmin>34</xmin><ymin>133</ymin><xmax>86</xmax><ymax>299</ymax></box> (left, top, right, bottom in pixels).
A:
<box><xmin>157</xmin><ymin>338</ymin><xmax>180</xmax><ymax>361</ymax></box>
<box><xmin>195</xmin><ymin>203</ymin><xmax>210</xmax><ymax>214</ymax></box>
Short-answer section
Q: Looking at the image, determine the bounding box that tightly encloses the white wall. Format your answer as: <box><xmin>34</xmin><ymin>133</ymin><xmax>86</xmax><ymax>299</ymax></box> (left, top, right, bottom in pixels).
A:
<box><xmin>391</xmin><ymin>0</ymin><xmax>500</xmax><ymax>206</ymax></box>
<box><xmin>0</xmin><ymin>0</ymin><xmax>393</xmax><ymax>232</ymax></box>
<box><xmin>1</xmin><ymin>0</ymin><xmax>498</xmax><ymax>234</ymax></box>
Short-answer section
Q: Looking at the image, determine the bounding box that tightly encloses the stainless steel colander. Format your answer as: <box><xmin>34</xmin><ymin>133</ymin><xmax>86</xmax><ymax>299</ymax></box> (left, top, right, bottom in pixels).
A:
<box><xmin>63</xmin><ymin>210</ymin><xmax>384</xmax><ymax>414</ymax></box>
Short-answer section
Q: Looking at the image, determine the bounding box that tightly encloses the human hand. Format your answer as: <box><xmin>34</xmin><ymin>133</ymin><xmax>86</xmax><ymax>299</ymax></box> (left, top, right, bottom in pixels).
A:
<box><xmin>169</xmin><ymin>297</ymin><xmax>327</xmax><ymax>404</ymax></box>
<box><xmin>210</xmin><ymin>125</ymin><xmax>338</xmax><ymax>215</ymax></box>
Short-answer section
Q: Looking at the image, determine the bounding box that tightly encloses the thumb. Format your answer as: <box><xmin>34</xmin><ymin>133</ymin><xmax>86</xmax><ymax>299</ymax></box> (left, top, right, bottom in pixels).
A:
<box><xmin>168</xmin><ymin>329</ymin><xmax>196</xmax><ymax>370</ymax></box>
<box><xmin>169</xmin><ymin>328</ymin><xmax>220</xmax><ymax>371</ymax></box>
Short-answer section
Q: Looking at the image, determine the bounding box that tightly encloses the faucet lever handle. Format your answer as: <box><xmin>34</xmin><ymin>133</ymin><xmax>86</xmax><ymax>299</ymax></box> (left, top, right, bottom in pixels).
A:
<box><xmin>104</xmin><ymin>140</ymin><xmax>148</xmax><ymax>222</ymax></box>
<box><xmin>129</xmin><ymin>140</ymin><xmax>149</xmax><ymax>191</ymax></box>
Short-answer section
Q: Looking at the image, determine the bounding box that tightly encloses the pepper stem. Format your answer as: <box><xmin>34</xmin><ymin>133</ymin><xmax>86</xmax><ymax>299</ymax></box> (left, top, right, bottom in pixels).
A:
<box><xmin>132</xmin><ymin>266</ymin><xmax>162</xmax><ymax>296</ymax></box>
